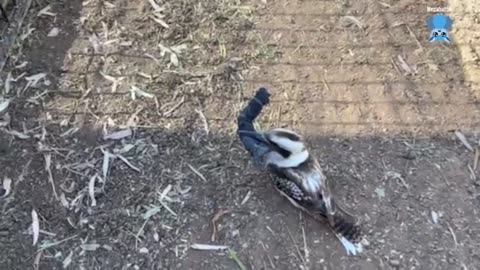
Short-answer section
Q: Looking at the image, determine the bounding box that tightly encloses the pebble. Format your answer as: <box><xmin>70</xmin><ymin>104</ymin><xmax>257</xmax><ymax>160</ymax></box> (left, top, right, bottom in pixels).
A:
<box><xmin>389</xmin><ymin>259</ymin><xmax>400</xmax><ymax>267</ymax></box>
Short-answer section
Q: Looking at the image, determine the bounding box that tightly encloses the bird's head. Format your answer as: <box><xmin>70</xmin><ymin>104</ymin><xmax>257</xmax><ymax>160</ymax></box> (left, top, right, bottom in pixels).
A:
<box><xmin>263</xmin><ymin>128</ymin><xmax>306</xmax><ymax>156</ymax></box>
<box><xmin>239</xmin><ymin>128</ymin><xmax>308</xmax><ymax>166</ymax></box>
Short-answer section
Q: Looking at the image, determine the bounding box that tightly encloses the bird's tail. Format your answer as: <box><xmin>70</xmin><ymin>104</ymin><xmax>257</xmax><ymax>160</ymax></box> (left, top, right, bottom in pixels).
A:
<box><xmin>329</xmin><ymin>202</ymin><xmax>365</xmax><ymax>256</ymax></box>
<box><xmin>306</xmin><ymin>198</ymin><xmax>365</xmax><ymax>256</ymax></box>
<box><xmin>237</xmin><ymin>88</ymin><xmax>271</xmax><ymax>163</ymax></box>
<box><xmin>237</xmin><ymin>87</ymin><xmax>270</xmax><ymax>135</ymax></box>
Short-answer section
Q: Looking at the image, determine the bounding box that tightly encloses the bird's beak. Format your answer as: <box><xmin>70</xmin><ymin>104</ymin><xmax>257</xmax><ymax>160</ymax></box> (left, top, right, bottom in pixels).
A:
<box><xmin>238</xmin><ymin>130</ymin><xmax>270</xmax><ymax>144</ymax></box>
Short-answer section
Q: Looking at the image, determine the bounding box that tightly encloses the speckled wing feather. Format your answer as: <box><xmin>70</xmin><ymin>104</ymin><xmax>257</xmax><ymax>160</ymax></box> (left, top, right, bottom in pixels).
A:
<box><xmin>269</xmin><ymin>156</ymin><xmax>364</xmax><ymax>255</ymax></box>
<box><xmin>271</xmin><ymin>175</ymin><xmax>328</xmax><ymax>217</ymax></box>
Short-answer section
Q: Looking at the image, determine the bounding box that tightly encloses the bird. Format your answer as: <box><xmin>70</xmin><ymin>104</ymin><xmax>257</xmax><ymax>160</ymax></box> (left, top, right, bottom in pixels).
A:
<box><xmin>237</xmin><ymin>87</ymin><xmax>366</xmax><ymax>256</ymax></box>
<box><xmin>426</xmin><ymin>14</ymin><xmax>454</xmax><ymax>43</ymax></box>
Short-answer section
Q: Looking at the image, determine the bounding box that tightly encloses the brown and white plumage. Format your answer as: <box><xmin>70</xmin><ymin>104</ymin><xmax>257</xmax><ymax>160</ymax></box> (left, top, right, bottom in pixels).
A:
<box><xmin>244</xmin><ymin>128</ymin><xmax>366</xmax><ymax>255</ymax></box>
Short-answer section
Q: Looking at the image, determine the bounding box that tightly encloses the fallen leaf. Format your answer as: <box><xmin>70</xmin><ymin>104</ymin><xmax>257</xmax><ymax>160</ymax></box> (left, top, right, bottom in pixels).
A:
<box><xmin>241</xmin><ymin>191</ymin><xmax>251</xmax><ymax>205</ymax></box>
<box><xmin>342</xmin><ymin>16</ymin><xmax>364</xmax><ymax>30</ymax></box>
<box><xmin>397</xmin><ymin>55</ymin><xmax>413</xmax><ymax>75</ymax></box>
<box><xmin>190</xmin><ymin>244</ymin><xmax>229</xmax><ymax>251</ymax></box>
<box><xmin>431</xmin><ymin>211</ymin><xmax>439</xmax><ymax>224</ymax></box>
<box><xmin>147</xmin><ymin>0</ymin><xmax>164</xmax><ymax>12</ymax></box>
<box><xmin>88</xmin><ymin>174</ymin><xmax>97</xmax><ymax>206</ymax></box>
<box><xmin>32</xmin><ymin>209</ymin><xmax>40</xmax><ymax>245</ymax></box>
<box><xmin>25</xmin><ymin>73</ymin><xmax>47</xmax><ymax>87</ymax></box>
<box><xmin>375</xmin><ymin>187</ymin><xmax>385</xmax><ymax>199</ymax></box>
<box><xmin>62</xmin><ymin>251</ymin><xmax>73</xmax><ymax>268</ymax></box>
<box><xmin>102</xmin><ymin>150</ymin><xmax>110</xmax><ymax>179</ymax></box>
<box><xmin>5</xmin><ymin>129</ymin><xmax>30</xmax><ymax>139</ymax></box>
<box><xmin>100</xmin><ymin>72</ymin><xmax>125</xmax><ymax>92</ymax></box>
<box><xmin>47</xmin><ymin>27</ymin><xmax>60</xmax><ymax>37</ymax></box>
<box><xmin>117</xmin><ymin>154</ymin><xmax>140</xmax><ymax>172</ymax></box>
<box><xmin>80</xmin><ymin>244</ymin><xmax>101</xmax><ymax>251</ymax></box>
<box><xmin>150</xmin><ymin>16</ymin><xmax>169</xmax><ymax>29</ymax></box>
<box><xmin>157</xmin><ymin>185</ymin><xmax>172</xmax><ymax>203</ymax></box>
<box><xmin>38</xmin><ymin>5</ymin><xmax>56</xmax><ymax>17</ymax></box>
<box><xmin>104</xmin><ymin>1</ymin><xmax>115</xmax><ymax>8</ymax></box>
<box><xmin>158</xmin><ymin>44</ymin><xmax>170</xmax><ymax>57</ymax></box>
<box><xmin>103</xmin><ymin>129</ymin><xmax>132</xmax><ymax>140</ymax></box>
<box><xmin>130</xmin><ymin>86</ymin><xmax>154</xmax><ymax>100</ymax></box>
<box><xmin>5</xmin><ymin>72</ymin><xmax>12</xmax><ymax>94</ymax></box>
<box><xmin>0</xmin><ymin>99</ymin><xmax>11</xmax><ymax>113</ymax></box>
<box><xmin>33</xmin><ymin>250</ymin><xmax>43</xmax><ymax>270</ymax></box>
<box><xmin>170</xmin><ymin>44</ymin><xmax>187</xmax><ymax>54</ymax></box>
<box><xmin>170</xmin><ymin>53</ymin><xmax>179</xmax><ymax>67</ymax></box>
<box><xmin>89</xmin><ymin>34</ymin><xmax>102</xmax><ymax>53</ymax></box>
<box><xmin>59</xmin><ymin>193</ymin><xmax>69</xmax><ymax>208</ymax></box>
<box><xmin>143</xmin><ymin>206</ymin><xmax>161</xmax><ymax>220</ymax></box>
<box><xmin>455</xmin><ymin>130</ymin><xmax>473</xmax><ymax>151</ymax></box>
<box><xmin>1</xmin><ymin>177</ymin><xmax>12</xmax><ymax>198</ymax></box>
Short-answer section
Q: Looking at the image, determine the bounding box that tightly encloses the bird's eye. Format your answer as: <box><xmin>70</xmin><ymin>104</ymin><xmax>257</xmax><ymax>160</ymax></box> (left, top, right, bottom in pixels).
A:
<box><xmin>441</xmin><ymin>32</ymin><xmax>446</xmax><ymax>37</ymax></box>
<box><xmin>434</xmin><ymin>32</ymin><xmax>438</xmax><ymax>37</ymax></box>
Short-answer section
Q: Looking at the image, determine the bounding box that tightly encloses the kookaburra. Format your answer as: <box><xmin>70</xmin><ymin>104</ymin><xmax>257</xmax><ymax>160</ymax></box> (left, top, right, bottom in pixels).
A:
<box><xmin>237</xmin><ymin>87</ymin><xmax>366</xmax><ymax>256</ymax></box>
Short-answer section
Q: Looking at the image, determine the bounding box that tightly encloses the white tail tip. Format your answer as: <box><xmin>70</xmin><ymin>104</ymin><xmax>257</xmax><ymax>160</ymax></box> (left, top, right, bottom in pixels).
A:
<box><xmin>338</xmin><ymin>236</ymin><xmax>364</xmax><ymax>256</ymax></box>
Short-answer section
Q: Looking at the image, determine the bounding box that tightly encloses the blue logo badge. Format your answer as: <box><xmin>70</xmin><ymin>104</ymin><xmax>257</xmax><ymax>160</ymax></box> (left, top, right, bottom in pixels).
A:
<box><xmin>426</xmin><ymin>14</ymin><xmax>454</xmax><ymax>43</ymax></box>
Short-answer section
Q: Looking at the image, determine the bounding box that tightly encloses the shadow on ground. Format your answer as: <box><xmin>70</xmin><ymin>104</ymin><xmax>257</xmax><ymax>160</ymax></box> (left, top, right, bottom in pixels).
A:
<box><xmin>1</xmin><ymin>123</ymin><xmax>479</xmax><ymax>269</ymax></box>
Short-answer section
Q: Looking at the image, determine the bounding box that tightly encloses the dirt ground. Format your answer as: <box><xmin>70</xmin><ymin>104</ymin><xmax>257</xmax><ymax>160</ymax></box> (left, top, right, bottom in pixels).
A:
<box><xmin>1</xmin><ymin>0</ymin><xmax>480</xmax><ymax>269</ymax></box>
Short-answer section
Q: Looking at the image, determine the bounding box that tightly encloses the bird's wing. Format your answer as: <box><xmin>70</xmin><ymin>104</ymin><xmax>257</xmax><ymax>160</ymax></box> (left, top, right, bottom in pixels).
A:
<box><xmin>310</xmin><ymin>160</ymin><xmax>360</xmax><ymax>225</ymax></box>
<box><xmin>269</xmin><ymin>161</ymin><xmax>358</xmax><ymax>225</ymax></box>
<box><xmin>269</xmin><ymin>171</ymin><xmax>328</xmax><ymax>219</ymax></box>
<box><xmin>270</xmin><ymin>163</ymin><xmax>364</xmax><ymax>255</ymax></box>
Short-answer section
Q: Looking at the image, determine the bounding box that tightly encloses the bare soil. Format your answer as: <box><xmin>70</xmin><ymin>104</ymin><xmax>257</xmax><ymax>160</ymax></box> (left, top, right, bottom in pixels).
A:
<box><xmin>1</xmin><ymin>0</ymin><xmax>480</xmax><ymax>269</ymax></box>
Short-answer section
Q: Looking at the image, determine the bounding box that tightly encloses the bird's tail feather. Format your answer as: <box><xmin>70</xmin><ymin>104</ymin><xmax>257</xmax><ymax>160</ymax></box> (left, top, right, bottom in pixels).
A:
<box><xmin>237</xmin><ymin>87</ymin><xmax>271</xmax><ymax>163</ymax></box>
<box><xmin>237</xmin><ymin>87</ymin><xmax>270</xmax><ymax>135</ymax></box>
<box><xmin>330</xmin><ymin>204</ymin><xmax>365</xmax><ymax>256</ymax></box>
<box><xmin>309</xmin><ymin>199</ymin><xmax>365</xmax><ymax>256</ymax></box>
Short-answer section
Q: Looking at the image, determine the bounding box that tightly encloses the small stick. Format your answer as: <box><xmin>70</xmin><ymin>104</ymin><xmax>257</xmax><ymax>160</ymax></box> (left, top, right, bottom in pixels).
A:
<box><xmin>259</xmin><ymin>241</ymin><xmax>275</xmax><ymax>269</ymax></box>
<box><xmin>286</xmin><ymin>226</ymin><xmax>306</xmax><ymax>266</ymax></box>
<box><xmin>186</xmin><ymin>163</ymin><xmax>207</xmax><ymax>182</ymax></box>
<box><xmin>43</xmin><ymin>153</ymin><xmax>59</xmax><ymax>200</ymax></box>
<box><xmin>446</xmin><ymin>222</ymin><xmax>458</xmax><ymax>249</ymax></box>
<box><xmin>195</xmin><ymin>109</ymin><xmax>209</xmax><ymax>136</ymax></box>
<box><xmin>135</xmin><ymin>219</ymin><xmax>148</xmax><ymax>250</ymax></box>
<box><xmin>211</xmin><ymin>209</ymin><xmax>231</xmax><ymax>241</ymax></box>
<box><xmin>391</xmin><ymin>58</ymin><xmax>402</xmax><ymax>76</ymax></box>
<box><xmin>302</xmin><ymin>226</ymin><xmax>309</xmax><ymax>263</ymax></box>
<box><xmin>163</xmin><ymin>96</ymin><xmax>185</xmax><ymax>117</ymax></box>
<box><xmin>467</xmin><ymin>164</ymin><xmax>476</xmax><ymax>181</ymax></box>
<box><xmin>228</xmin><ymin>249</ymin><xmax>247</xmax><ymax>270</ymax></box>
<box><xmin>322</xmin><ymin>79</ymin><xmax>331</xmax><ymax>92</ymax></box>
<box><xmin>405</xmin><ymin>24</ymin><xmax>424</xmax><ymax>52</ymax></box>
<box><xmin>474</xmin><ymin>147</ymin><xmax>479</xmax><ymax>170</ymax></box>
